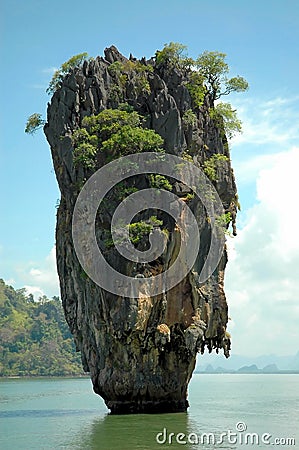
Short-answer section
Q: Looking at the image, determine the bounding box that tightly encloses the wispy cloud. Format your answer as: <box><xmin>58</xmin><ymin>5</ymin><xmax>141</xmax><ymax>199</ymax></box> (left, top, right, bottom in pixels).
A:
<box><xmin>231</xmin><ymin>95</ymin><xmax>299</xmax><ymax>147</ymax></box>
<box><xmin>20</xmin><ymin>246</ymin><xmax>59</xmax><ymax>300</ymax></box>
<box><xmin>227</xmin><ymin>95</ymin><xmax>299</xmax><ymax>187</ymax></box>
<box><xmin>28</xmin><ymin>67</ymin><xmax>57</xmax><ymax>90</ymax></box>
<box><xmin>41</xmin><ymin>66</ymin><xmax>58</xmax><ymax>75</ymax></box>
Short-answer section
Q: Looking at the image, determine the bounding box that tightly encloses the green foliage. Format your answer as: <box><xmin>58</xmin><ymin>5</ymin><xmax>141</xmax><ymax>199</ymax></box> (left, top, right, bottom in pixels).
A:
<box><xmin>153</xmin><ymin>44</ymin><xmax>247</xmax><ymax>140</ymax></box>
<box><xmin>128</xmin><ymin>216</ymin><xmax>163</xmax><ymax>244</ymax></box>
<box><xmin>148</xmin><ymin>174</ymin><xmax>172</xmax><ymax>191</ymax></box>
<box><xmin>185</xmin><ymin>192</ymin><xmax>195</xmax><ymax>202</ymax></box>
<box><xmin>72</xmin><ymin>107</ymin><xmax>164</xmax><ymax>168</ymax></box>
<box><xmin>225</xmin><ymin>76</ymin><xmax>249</xmax><ymax>94</ymax></box>
<box><xmin>155</xmin><ymin>45</ymin><xmax>248</xmax><ymax>111</ymax></box>
<box><xmin>109</xmin><ymin>84</ymin><xmax>123</xmax><ymax>103</ymax></box>
<box><xmin>101</xmin><ymin>125</ymin><xmax>163</xmax><ymax>156</ymax></box>
<box><xmin>114</xmin><ymin>183</ymin><xmax>138</xmax><ymax>201</ymax></box>
<box><xmin>105</xmin><ymin>216</ymin><xmax>165</xmax><ymax>248</ymax></box>
<box><xmin>155</xmin><ymin>42</ymin><xmax>189</xmax><ymax>68</ymax></box>
<box><xmin>203</xmin><ymin>154</ymin><xmax>229</xmax><ymax>181</ymax></box>
<box><xmin>128</xmin><ymin>221</ymin><xmax>153</xmax><ymax>245</ymax></box>
<box><xmin>186</xmin><ymin>72</ymin><xmax>206</xmax><ymax>108</ymax></box>
<box><xmin>216</xmin><ymin>212</ymin><xmax>232</xmax><ymax>226</ymax></box>
<box><xmin>210</xmin><ymin>102</ymin><xmax>242</xmax><ymax>139</ymax></box>
<box><xmin>108</xmin><ymin>61</ymin><xmax>124</xmax><ymax>77</ymax></box>
<box><xmin>118</xmin><ymin>102</ymin><xmax>135</xmax><ymax>113</ymax></box>
<box><xmin>195</xmin><ymin>51</ymin><xmax>249</xmax><ymax>101</ymax></box>
<box><xmin>0</xmin><ymin>279</ymin><xmax>83</xmax><ymax>376</ymax></box>
<box><xmin>25</xmin><ymin>113</ymin><xmax>45</xmax><ymax>135</ymax></box>
<box><xmin>181</xmin><ymin>151</ymin><xmax>194</xmax><ymax>162</ymax></box>
<box><xmin>135</xmin><ymin>73</ymin><xmax>151</xmax><ymax>95</ymax></box>
<box><xmin>72</xmin><ymin>127</ymin><xmax>99</xmax><ymax>169</ymax></box>
<box><xmin>47</xmin><ymin>52</ymin><xmax>89</xmax><ymax>94</ymax></box>
<box><xmin>129</xmin><ymin>60</ymin><xmax>154</xmax><ymax>73</ymax></box>
<box><xmin>215</xmin><ymin>212</ymin><xmax>232</xmax><ymax>235</ymax></box>
<box><xmin>60</xmin><ymin>53</ymin><xmax>89</xmax><ymax>73</ymax></box>
<box><xmin>73</xmin><ymin>143</ymin><xmax>98</xmax><ymax>169</ymax></box>
<box><xmin>108</xmin><ymin>59</ymin><xmax>153</xmax><ymax>101</ymax></box>
<box><xmin>83</xmin><ymin>109</ymin><xmax>141</xmax><ymax>137</ymax></box>
<box><xmin>108</xmin><ymin>60</ymin><xmax>153</xmax><ymax>76</ymax></box>
<box><xmin>182</xmin><ymin>109</ymin><xmax>197</xmax><ymax>127</ymax></box>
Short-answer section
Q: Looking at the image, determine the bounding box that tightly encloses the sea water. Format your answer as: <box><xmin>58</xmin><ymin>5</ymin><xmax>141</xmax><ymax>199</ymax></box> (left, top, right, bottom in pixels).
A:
<box><xmin>0</xmin><ymin>374</ymin><xmax>298</xmax><ymax>449</ymax></box>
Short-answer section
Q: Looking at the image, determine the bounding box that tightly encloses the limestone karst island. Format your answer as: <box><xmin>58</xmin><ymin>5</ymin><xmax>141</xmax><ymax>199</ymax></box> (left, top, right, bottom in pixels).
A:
<box><xmin>25</xmin><ymin>43</ymin><xmax>248</xmax><ymax>413</ymax></box>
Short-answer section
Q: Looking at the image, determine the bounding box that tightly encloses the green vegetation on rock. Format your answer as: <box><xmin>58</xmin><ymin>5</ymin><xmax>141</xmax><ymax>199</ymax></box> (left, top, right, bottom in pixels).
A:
<box><xmin>186</xmin><ymin>72</ymin><xmax>207</xmax><ymax>109</ymax></box>
<box><xmin>101</xmin><ymin>125</ymin><xmax>163</xmax><ymax>156</ymax></box>
<box><xmin>128</xmin><ymin>216</ymin><xmax>163</xmax><ymax>245</ymax></box>
<box><xmin>209</xmin><ymin>102</ymin><xmax>242</xmax><ymax>139</ymax></box>
<box><xmin>195</xmin><ymin>50</ymin><xmax>248</xmax><ymax>102</ymax></box>
<box><xmin>105</xmin><ymin>215</ymin><xmax>165</xmax><ymax>248</ymax></box>
<box><xmin>155</xmin><ymin>42</ymin><xmax>192</xmax><ymax>69</ymax></box>
<box><xmin>47</xmin><ymin>52</ymin><xmax>89</xmax><ymax>95</ymax></box>
<box><xmin>203</xmin><ymin>154</ymin><xmax>229</xmax><ymax>181</ymax></box>
<box><xmin>155</xmin><ymin>43</ymin><xmax>248</xmax><ymax>136</ymax></box>
<box><xmin>0</xmin><ymin>279</ymin><xmax>83</xmax><ymax>376</ymax></box>
<box><xmin>182</xmin><ymin>109</ymin><xmax>197</xmax><ymax>127</ymax></box>
<box><xmin>26</xmin><ymin>45</ymin><xmax>248</xmax><ymax>146</ymax></box>
<box><xmin>108</xmin><ymin>59</ymin><xmax>153</xmax><ymax>75</ymax></box>
<box><xmin>215</xmin><ymin>212</ymin><xmax>233</xmax><ymax>235</ymax></box>
<box><xmin>148</xmin><ymin>174</ymin><xmax>172</xmax><ymax>191</ymax></box>
<box><xmin>72</xmin><ymin>106</ymin><xmax>164</xmax><ymax>168</ymax></box>
<box><xmin>108</xmin><ymin>59</ymin><xmax>153</xmax><ymax>101</ymax></box>
<box><xmin>25</xmin><ymin>113</ymin><xmax>45</xmax><ymax>135</ymax></box>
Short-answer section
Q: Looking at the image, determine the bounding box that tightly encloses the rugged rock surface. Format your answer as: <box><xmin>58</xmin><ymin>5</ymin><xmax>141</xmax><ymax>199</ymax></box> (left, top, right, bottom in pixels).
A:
<box><xmin>44</xmin><ymin>46</ymin><xmax>238</xmax><ymax>413</ymax></box>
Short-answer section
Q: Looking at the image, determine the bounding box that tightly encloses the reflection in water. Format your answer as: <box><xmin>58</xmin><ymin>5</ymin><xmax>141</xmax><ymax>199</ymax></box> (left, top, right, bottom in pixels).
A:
<box><xmin>2</xmin><ymin>375</ymin><xmax>298</xmax><ymax>449</ymax></box>
<box><xmin>71</xmin><ymin>410</ymin><xmax>237</xmax><ymax>450</ymax></box>
<box><xmin>74</xmin><ymin>412</ymin><xmax>193</xmax><ymax>450</ymax></box>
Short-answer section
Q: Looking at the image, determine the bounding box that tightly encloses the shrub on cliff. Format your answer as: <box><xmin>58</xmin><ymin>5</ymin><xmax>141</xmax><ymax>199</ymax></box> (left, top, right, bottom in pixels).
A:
<box><xmin>25</xmin><ymin>113</ymin><xmax>45</xmax><ymax>135</ymax></box>
<box><xmin>155</xmin><ymin>42</ymin><xmax>192</xmax><ymax>69</ymax></box>
<box><xmin>195</xmin><ymin>50</ymin><xmax>248</xmax><ymax>102</ymax></box>
<box><xmin>209</xmin><ymin>102</ymin><xmax>242</xmax><ymax>139</ymax></box>
<box><xmin>203</xmin><ymin>154</ymin><xmax>229</xmax><ymax>181</ymax></box>
<box><xmin>155</xmin><ymin>43</ymin><xmax>248</xmax><ymax>133</ymax></box>
<box><xmin>47</xmin><ymin>52</ymin><xmax>89</xmax><ymax>95</ymax></box>
<box><xmin>72</xmin><ymin>107</ymin><xmax>164</xmax><ymax>168</ymax></box>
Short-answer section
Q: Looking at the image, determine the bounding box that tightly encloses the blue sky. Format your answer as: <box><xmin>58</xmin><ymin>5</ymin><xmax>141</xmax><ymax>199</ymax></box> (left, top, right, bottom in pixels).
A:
<box><xmin>1</xmin><ymin>0</ymin><xmax>299</xmax><ymax>356</ymax></box>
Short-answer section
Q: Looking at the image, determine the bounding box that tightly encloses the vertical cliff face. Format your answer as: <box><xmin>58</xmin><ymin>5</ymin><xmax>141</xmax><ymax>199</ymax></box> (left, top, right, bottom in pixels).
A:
<box><xmin>45</xmin><ymin>46</ymin><xmax>237</xmax><ymax>413</ymax></box>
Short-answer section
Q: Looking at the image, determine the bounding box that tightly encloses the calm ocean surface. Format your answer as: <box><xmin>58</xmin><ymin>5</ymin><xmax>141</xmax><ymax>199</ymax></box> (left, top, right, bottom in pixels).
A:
<box><xmin>0</xmin><ymin>374</ymin><xmax>298</xmax><ymax>450</ymax></box>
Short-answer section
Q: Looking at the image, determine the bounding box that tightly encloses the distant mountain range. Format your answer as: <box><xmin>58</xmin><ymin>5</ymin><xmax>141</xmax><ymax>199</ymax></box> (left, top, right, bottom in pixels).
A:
<box><xmin>195</xmin><ymin>351</ymin><xmax>299</xmax><ymax>374</ymax></box>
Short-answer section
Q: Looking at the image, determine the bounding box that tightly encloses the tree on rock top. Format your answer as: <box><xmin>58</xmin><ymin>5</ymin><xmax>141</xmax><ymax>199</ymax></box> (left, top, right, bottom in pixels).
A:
<box><xmin>46</xmin><ymin>52</ymin><xmax>89</xmax><ymax>95</ymax></box>
<box><xmin>195</xmin><ymin>50</ymin><xmax>249</xmax><ymax>102</ymax></box>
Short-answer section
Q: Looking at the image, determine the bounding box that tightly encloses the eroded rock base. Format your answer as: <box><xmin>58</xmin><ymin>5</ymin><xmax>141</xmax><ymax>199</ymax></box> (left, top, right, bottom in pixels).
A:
<box><xmin>106</xmin><ymin>399</ymin><xmax>189</xmax><ymax>414</ymax></box>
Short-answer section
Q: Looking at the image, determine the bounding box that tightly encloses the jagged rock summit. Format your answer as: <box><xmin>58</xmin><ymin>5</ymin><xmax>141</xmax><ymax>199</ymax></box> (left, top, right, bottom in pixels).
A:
<box><xmin>44</xmin><ymin>46</ymin><xmax>238</xmax><ymax>413</ymax></box>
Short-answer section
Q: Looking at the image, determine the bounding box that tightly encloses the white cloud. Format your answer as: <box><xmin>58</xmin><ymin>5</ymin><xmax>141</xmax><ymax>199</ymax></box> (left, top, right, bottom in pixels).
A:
<box><xmin>232</xmin><ymin>96</ymin><xmax>299</xmax><ymax>146</ymax></box>
<box><xmin>4</xmin><ymin>277</ymin><xmax>16</xmax><ymax>286</ymax></box>
<box><xmin>232</xmin><ymin>153</ymin><xmax>275</xmax><ymax>186</ymax></box>
<box><xmin>228</xmin><ymin>94</ymin><xmax>299</xmax><ymax>194</ymax></box>
<box><xmin>225</xmin><ymin>146</ymin><xmax>299</xmax><ymax>356</ymax></box>
<box><xmin>22</xmin><ymin>246</ymin><xmax>60</xmax><ymax>300</ymax></box>
<box><xmin>28</xmin><ymin>67</ymin><xmax>58</xmax><ymax>90</ymax></box>
<box><xmin>24</xmin><ymin>285</ymin><xmax>45</xmax><ymax>299</ymax></box>
<box><xmin>42</xmin><ymin>66</ymin><xmax>58</xmax><ymax>74</ymax></box>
